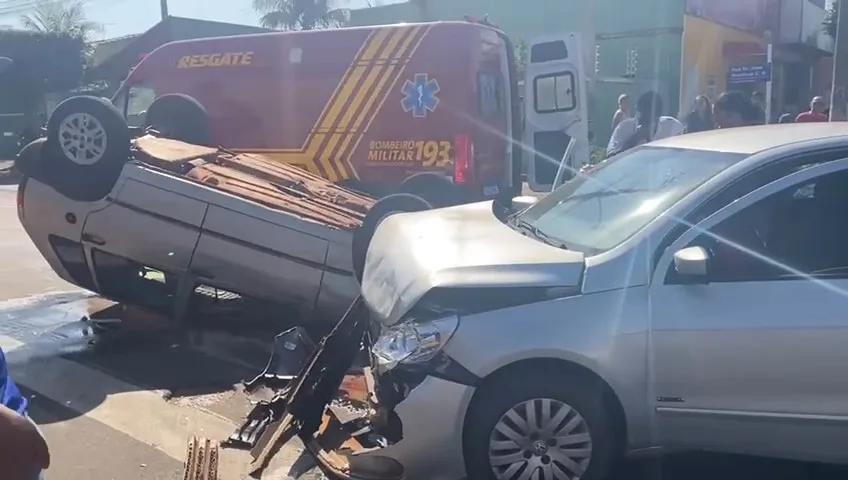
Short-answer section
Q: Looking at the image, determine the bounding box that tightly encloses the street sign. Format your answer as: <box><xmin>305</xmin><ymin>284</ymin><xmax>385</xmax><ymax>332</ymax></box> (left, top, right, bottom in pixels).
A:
<box><xmin>728</xmin><ymin>64</ymin><xmax>772</xmax><ymax>83</ymax></box>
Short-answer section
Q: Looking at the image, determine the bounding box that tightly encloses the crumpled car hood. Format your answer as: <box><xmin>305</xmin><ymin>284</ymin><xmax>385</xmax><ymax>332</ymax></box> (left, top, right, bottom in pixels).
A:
<box><xmin>360</xmin><ymin>201</ymin><xmax>585</xmax><ymax>326</ymax></box>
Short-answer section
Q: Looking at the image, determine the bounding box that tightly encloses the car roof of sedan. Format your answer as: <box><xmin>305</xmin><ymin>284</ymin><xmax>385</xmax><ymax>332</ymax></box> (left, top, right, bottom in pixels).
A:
<box><xmin>649</xmin><ymin>122</ymin><xmax>848</xmax><ymax>154</ymax></box>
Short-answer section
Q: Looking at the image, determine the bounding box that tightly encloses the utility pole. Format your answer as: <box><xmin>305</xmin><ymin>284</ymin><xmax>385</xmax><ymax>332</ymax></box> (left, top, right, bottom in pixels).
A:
<box><xmin>830</xmin><ymin>0</ymin><xmax>848</xmax><ymax>120</ymax></box>
<box><xmin>160</xmin><ymin>0</ymin><xmax>168</xmax><ymax>21</ymax></box>
<box><xmin>581</xmin><ymin>0</ymin><xmax>596</xmax><ymax>90</ymax></box>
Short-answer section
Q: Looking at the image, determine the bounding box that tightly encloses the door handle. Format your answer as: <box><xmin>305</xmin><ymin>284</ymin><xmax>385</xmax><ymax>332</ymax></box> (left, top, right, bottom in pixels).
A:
<box><xmin>81</xmin><ymin>233</ymin><xmax>106</xmax><ymax>246</ymax></box>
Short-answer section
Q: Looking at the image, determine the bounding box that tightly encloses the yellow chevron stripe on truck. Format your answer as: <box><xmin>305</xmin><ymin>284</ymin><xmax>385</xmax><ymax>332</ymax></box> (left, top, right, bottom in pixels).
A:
<box><xmin>326</xmin><ymin>26</ymin><xmax>422</xmax><ymax>180</ymax></box>
<box><xmin>340</xmin><ymin>25</ymin><xmax>432</xmax><ymax>179</ymax></box>
<box><xmin>235</xmin><ymin>25</ymin><xmax>426</xmax><ymax>182</ymax></box>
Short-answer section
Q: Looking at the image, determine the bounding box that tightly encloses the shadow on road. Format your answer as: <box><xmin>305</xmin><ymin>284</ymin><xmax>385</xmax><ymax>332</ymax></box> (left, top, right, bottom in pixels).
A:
<box><xmin>1</xmin><ymin>291</ymin><xmax>285</xmax><ymax>426</ymax></box>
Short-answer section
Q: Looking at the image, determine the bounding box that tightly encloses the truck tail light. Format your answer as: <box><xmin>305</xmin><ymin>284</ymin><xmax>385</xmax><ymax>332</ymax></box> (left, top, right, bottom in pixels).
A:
<box><xmin>453</xmin><ymin>133</ymin><xmax>473</xmax><ymax>184</ymax></box>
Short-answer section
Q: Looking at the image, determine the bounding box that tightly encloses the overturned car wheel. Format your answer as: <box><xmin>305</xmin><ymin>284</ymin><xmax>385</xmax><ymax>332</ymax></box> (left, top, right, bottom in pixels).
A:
<box><xmin>145</xmin><ymin>94</ymin><xmax>211</xmax><ymax>146</ymax></box>
<box><xmin>352</xmin><ymin>193</ymin><xmax>432</xmax><ymax>283</ymax></box>
<box><xmin>43</xmin><ymin>96</ymin><xmax>131</xmax><ymax>201</ymax></box>
<box><xmin>464</xmin><ymin>371</ymin><xmax>618</xmax><ymax>480</ymax></box>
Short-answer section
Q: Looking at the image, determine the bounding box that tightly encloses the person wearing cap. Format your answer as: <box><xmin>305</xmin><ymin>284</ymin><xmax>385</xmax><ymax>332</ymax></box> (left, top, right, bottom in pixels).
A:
<box><xmin>606</xmin><ymin>91</ymin><xmax>684</xmax><ymax>156</ymax></box>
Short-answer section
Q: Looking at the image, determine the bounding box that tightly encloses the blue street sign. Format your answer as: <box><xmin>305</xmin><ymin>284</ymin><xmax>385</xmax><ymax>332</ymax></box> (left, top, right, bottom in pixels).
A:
<box><xmin>728</xmin><ymin>64</ymin><xmax>772</xmax><ymax>83</ymax></box>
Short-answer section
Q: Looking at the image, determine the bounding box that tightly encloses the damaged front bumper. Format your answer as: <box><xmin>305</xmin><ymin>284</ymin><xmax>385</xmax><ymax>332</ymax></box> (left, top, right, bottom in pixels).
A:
<box><xmin>225</xmin><ymin>297</ymin><xmax>472</xmax><ymax>480</ymax></box>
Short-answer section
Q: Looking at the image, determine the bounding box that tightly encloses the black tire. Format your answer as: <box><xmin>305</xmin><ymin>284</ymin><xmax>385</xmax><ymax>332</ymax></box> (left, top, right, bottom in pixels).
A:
<box><xmin>464</xmin><ymin>370</ymin><xmax>619</xmax><ymax>480</ymax></box>
<box><xmin>43</xmin><ymin>96</ymin><xmax>131</xmax><ymax>201</ymax></box>
<box><xmin>145</xmin><ymin>94</ymin><xmax>211</xmax><ymax>146</ymax></box>
<box><xmin>352</xmin><ymin>193</ymin><xmax>432</xmax><ymax>283</ymax></box>
<box><xmin>400</xmin><ymin>173</ymin><xmax>458</xmax><ymax>208</ymax></box>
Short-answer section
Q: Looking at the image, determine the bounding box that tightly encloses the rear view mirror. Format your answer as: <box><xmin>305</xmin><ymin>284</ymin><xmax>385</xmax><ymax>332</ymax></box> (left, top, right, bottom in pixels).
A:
<box><xmin>673</xmin><ymin>246</ymin><xmax>709</xmax><ymax>277</ymax></box>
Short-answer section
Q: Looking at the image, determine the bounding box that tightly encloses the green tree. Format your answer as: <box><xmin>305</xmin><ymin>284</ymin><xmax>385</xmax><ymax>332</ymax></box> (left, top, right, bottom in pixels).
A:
<box><xmin>20</xmin><ymin>0</ymin><xmax>101</xmax><ymax>42</ymax></box>
<box><xmin>514</xmin><ymin>38</ymin><xmax>529</xmax><ymax>77</ymax></box>
<box><xmin>824</xmin><ymin>0</ymin><xmax>838</xmax><ymax>39</ymax></box>
<box><xmin>252</xmin><ymin>0</ymin><xmax>343</xmax><ymax>30</ymax></box>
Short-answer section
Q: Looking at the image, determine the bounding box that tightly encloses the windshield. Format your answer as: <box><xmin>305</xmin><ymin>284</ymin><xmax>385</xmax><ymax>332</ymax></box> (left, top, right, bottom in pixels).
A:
<box><xmin>515</xmin><ymin>146</ymin><xmax>746</xmax><ymax>254</ymax></box>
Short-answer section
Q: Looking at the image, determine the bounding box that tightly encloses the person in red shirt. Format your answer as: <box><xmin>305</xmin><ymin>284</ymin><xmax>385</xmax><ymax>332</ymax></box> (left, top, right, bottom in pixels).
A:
<box><xmin>795</xmin><ymin>96</ymin><xmax>829</xmax><ymax>123</ymax></box>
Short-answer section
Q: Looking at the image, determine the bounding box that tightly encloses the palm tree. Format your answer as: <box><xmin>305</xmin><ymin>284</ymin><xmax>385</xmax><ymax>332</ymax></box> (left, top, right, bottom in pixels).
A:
<box><xmin>20</xmin><ymin>0</ymin><xmax>101</xmax><ymax>41</ymax></box>
<box><xmin>252</xmin><ymin>0</ymin><xmax>338</xmax><ymax>30</ymax></box>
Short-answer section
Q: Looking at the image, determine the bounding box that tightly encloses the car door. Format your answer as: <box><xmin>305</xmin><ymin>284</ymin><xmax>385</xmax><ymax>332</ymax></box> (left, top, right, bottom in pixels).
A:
<box><xmin>81</xmin><ymin>177</ymin><xmax>207</xmax><ymax>314</ymax></box>
<box><xmin>523</xmin><ymin>33</ymin><xmax>589</xmax><ymax>192</ymax></box>
<box><xmin>649</xmin><ymin>158</ymin><xmax>848</xmax><ymax>464</ymax></box>
<box><xmin>190</xmin><ymin>203</ymin><xmax>330</xmax><ymax>312</ymax></box>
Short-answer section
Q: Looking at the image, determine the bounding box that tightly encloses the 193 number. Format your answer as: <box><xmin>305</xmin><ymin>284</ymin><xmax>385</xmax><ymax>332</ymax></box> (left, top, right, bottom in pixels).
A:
<box><xmin>414</xmin><ymin>141</ymin><xmax>452</xmax><ymax>167</ymax></box>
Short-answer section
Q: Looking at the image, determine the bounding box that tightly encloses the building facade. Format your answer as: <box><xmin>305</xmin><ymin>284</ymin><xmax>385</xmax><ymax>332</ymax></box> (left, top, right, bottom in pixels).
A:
<box><xmin>680</xmin><ymin>0</ymin><xmax>833</xmax><ymax>120</ymax></box>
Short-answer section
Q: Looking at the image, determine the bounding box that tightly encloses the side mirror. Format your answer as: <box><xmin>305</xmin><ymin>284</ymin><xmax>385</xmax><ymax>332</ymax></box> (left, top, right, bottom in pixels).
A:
<box><xmin>673</xmin><ymin>246</ymin><xmax>709</xmax><ymax>277</ymax></box>
<box><xmin>511</xmin><ymin>195</ymin><xmax>538</xmax><ymax>212</ymax></box>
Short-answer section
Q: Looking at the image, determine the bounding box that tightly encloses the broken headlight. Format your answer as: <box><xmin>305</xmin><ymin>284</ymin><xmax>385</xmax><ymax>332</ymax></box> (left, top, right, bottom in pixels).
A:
<box><xmin>372</xmin><ymin>315</ymin><xmax>459</xmax><ymax>373</ymax></box>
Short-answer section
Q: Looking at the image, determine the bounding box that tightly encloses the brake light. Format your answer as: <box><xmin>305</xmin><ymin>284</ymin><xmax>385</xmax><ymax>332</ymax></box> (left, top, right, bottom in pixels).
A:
<box><xmin>453</xmin><ymin>133</ymin><xmax>473</xmax><ymax>184</ymax></box>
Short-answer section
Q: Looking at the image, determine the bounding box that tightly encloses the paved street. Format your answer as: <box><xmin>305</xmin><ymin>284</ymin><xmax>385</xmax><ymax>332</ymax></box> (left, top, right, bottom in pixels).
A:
<box><xmin>3</xmin><ymin>182</ymin><xmax>848</xmax><ymax>480</ymax></box>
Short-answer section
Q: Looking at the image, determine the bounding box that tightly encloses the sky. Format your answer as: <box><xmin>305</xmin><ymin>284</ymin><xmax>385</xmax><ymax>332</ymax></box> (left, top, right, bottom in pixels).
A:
<box><xmin>0</xmin><ymin>0</ymin><xmax>401</xmax><ymax>39</ymax></box>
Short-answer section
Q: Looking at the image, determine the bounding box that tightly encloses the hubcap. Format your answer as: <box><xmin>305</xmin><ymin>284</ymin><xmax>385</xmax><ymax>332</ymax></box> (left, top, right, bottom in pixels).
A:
<box><xmin>489</xmin><ymin>398</ymin><xmax>592</xmax><ymax>480</ymax></box>
<box><xmin>58</xmin><ymin>113</ymin><xmax>107</xmax><ymax>165</ymax></box>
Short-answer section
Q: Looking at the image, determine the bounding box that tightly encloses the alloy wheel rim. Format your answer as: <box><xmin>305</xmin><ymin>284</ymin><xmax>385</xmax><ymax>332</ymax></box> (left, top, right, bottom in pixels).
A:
<box><xmin>58</xmin><ymin>112</ymin><xmax>107</xmax><ymax>165</ymax></box>
<box><xmin>488</xmin><ymin>398</ymin><xmax>593</xmax><ymax>480</ymax></box>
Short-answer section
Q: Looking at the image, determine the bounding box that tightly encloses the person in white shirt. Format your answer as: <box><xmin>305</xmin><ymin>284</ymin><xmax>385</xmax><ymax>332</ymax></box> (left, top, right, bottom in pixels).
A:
<box><xmin>606</xmin><ymin>91</ymin><xmax>684</xmax><ymax>157</ymax></box>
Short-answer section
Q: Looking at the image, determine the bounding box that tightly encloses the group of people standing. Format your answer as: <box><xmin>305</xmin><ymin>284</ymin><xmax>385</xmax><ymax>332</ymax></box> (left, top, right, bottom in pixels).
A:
<box><xmin>607</xmin><ymin>90</ymin><xmax>831</xmax><ymax>157</ymax></box>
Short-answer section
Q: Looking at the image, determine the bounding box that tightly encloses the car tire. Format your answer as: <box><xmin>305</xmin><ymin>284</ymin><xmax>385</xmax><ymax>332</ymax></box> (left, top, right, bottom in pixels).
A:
<box><xmin>464</xmin><ymin>370</ymin><xmax>619</xmax><ymax>480</ymax></box>
<box><xmin>43</xmin><ymin>95</ymin><xmax>131</xmax><ymax>201</ymax></box>
<box><xmin>351</xmin><ymin>193</ymin><xmax>432</xmax><ymax>283</ymax></box>
<box><xmin>400</xmin><ymin>173</ymin><xmax>459</xmax><ymax>208</ymax></box>
<box><xmin>145</xmin><ymin>94</ymin><xmax>211</xmax><ymax>146</ymax></box>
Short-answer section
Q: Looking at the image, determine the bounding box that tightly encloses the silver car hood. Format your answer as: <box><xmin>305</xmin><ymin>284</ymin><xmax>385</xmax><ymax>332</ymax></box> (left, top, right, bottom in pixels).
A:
<box><xmin>360</xmin><ymin>201</ymin><xmax>585</xmax><ymax>326</ymax></box>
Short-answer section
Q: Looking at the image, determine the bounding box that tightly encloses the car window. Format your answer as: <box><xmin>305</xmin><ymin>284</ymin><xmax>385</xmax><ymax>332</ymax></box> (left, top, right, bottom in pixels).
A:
<box><xmin>126</xmin><ymin>83</ymin><xmax>156</xmax><ymax>127</ymax></box>
<box><xmin>478</xmin><ymin>71</ymin><xmax>502</xmax><ymax>114</ymax></box>
<box><xmin>669</xmin><ymin>168</ymin><xmax>848</xmax><ymax>283</ymax></box>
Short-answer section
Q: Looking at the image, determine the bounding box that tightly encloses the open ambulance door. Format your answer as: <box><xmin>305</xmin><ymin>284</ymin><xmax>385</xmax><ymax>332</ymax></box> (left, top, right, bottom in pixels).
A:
<box><xmin>523</xmin><ymin>33</ymin><xmax>589</xmax><ymax>192</ymax></box>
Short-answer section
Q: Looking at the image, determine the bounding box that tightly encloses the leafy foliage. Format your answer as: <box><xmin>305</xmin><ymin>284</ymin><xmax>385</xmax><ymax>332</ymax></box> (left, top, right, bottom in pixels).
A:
<box><xmin>0</xmin><ymin>30</ymin><xmax>86</xmax><ymax>94</ymax></box>
<box><xmin>252</xmin><ymin>0</ymin><xmax>344</xmax><ymax>30</ymax></box>
<box><xmin>824</xmin><ymin>0</ymin><xmax>838</xmax><ymax>39</ymax></box>
<box><xmin>20</xmin><ymin>0</ymin><xmax>101</xmax><ymax>42</ymax></box>
<box><xmin>514</xmin><ymin>38</ymin><xmax>528</xmax><ymax>77</ymax></box>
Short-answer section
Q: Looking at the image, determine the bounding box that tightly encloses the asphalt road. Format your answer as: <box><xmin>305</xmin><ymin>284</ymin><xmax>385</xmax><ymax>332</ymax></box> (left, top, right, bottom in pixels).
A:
<box><xmin>4</xmin><ymin>183</ymin><xmax>848</xmax><ymax>480</ymax></box>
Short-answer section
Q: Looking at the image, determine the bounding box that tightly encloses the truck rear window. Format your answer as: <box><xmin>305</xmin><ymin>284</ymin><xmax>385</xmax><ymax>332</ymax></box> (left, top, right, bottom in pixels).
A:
<box><xmin>478</xmin><ymin>71</ymin><xmax>503</xmax><ymax>114</ymax></box>
<box><xmin>534</xmin><ymin>72</ymin><xmax>576</xmax><ymax>113</ymax></box>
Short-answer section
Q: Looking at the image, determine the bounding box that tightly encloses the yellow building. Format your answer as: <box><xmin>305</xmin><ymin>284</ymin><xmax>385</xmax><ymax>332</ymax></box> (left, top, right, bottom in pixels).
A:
<box><xmin>680</xmin><ymin>14</ymin><xmax>765</xmax><ymax>115</ymax></box>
